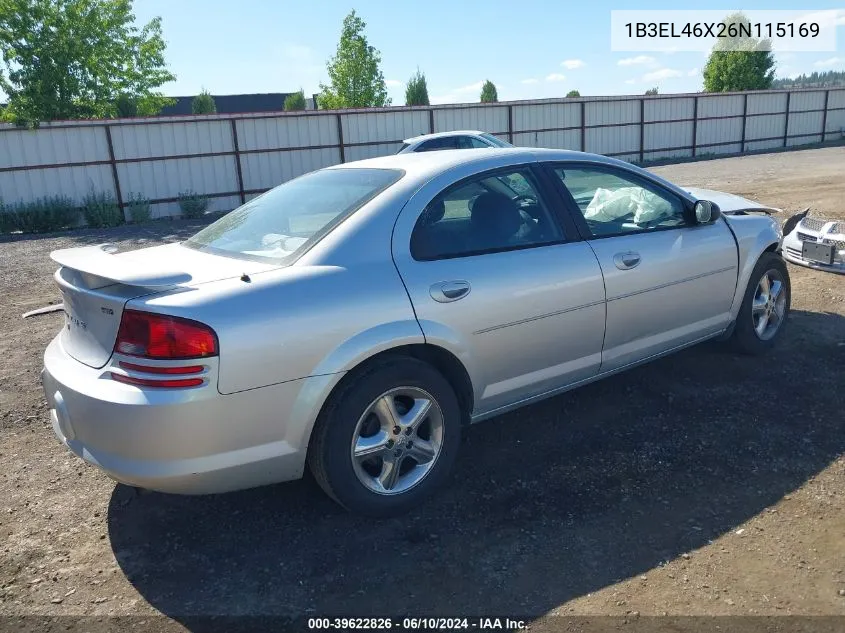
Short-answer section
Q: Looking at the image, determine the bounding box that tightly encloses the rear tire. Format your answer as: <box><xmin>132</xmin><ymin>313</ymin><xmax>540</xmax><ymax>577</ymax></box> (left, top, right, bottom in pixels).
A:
<box><xmin>730</xmin><ymin>252</ymin><xmax>790</xmax><ymax>355</ymax></box>
<box><xmin>307</xmin><ymin>356</ymin><xmax>462</xmax><ymax>517</ymax></box>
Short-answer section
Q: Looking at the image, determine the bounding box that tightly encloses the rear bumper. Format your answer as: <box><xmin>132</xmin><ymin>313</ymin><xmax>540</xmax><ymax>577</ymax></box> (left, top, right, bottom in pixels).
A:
<box><xmin>42</xmin><ymin>335</ymin><xmax>338</xmax><ymax>494</ymax></box>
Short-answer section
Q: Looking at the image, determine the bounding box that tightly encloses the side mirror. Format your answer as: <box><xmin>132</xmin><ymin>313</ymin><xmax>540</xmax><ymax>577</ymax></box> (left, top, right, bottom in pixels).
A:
<box><xmin>694</xmin><ymin>200</ymin><xmax>721</xmax><ymax>224</ymax></box>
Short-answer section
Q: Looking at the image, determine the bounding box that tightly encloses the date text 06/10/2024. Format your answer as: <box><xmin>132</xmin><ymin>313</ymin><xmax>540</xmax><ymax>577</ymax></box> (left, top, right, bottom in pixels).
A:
<box><xmin>307</xmin><ymin>617</ymin><xmax>527</xmax><ymax>630</ymax></box>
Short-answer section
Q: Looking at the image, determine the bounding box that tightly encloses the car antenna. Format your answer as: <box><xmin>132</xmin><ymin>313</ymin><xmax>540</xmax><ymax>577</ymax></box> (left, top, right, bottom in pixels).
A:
<box><xmin>240</xmin><ymin>272</ymin><xmax>251</xmax><ymax>283</ymax></box>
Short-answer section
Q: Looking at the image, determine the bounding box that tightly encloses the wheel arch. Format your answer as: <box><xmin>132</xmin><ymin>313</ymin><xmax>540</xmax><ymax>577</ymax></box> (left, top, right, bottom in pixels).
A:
<box><xmin>315</xmin><ymin>343</ymin><xmax>475</xmax><ymax>430</ymax></box>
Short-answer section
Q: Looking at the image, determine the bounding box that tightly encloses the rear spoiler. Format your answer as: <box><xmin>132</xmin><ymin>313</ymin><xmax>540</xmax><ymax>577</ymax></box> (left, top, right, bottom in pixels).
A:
<box><xmin>50</xmin><ymin>243</ymin><xmax>193</xmax><ymax>288</ymax></box>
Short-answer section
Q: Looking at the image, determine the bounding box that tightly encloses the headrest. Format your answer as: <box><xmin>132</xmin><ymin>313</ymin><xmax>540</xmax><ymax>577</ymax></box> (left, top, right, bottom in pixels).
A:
<box><xmin>421</xmin><ymin>199</ymin><xmax>446</xmax><ymax>225</ymax></box>
<box><xmin>470</xmin><ymin>192</ymin><xmax>522</xmax><ymax>241</ymax></box>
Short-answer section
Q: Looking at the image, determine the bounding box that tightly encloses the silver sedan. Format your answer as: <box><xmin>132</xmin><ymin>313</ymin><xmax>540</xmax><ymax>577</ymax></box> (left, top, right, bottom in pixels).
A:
<box><xmin>42</xmin><ymin>148</ymin><xmax>789</xmax><ymax>516</ymax></box>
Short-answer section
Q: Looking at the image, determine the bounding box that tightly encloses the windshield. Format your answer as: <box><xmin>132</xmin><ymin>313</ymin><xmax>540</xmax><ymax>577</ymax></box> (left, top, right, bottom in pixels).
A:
<box><xmin>480</xmin><ymin>133</ymin><xmax>513</xmax><ymax>148</ymax></box>
<box><xmin>184</xmin><ymin>168</ymin><xmax>403</xmax><ymax>263</ymax></box>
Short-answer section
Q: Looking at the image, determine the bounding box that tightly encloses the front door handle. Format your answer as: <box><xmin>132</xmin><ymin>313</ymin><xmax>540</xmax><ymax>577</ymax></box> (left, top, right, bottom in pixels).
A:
<box><xmin>430</xmin><ymin>281</ymin><xmax>471</xmax><ymax>303</ymax></box>
<box><xmin>613</xmin><ymin>251</ymin><xmax>641</xmax><ymax>270</ymax></box>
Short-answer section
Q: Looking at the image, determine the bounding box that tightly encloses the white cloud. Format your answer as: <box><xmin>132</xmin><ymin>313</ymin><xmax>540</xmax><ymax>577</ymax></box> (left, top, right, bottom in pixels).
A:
<box><xmin>624</xmin><ymin>79</ymin><xmax>637</xmax><ymax>85</ymax></box>
<box><xmin>642</xmin><ymin>68</ymin><xmax>682</xmax><ymax>82</ymax></box>
<box><xmin>521</xmin><ymin>78</ymin><xmax>539</xmax><ymax>84</ymax></box>
<box><xmin>792</xmin><ymin>9</ymin><xmax>845</xmax><ymax>28</ymax></box>
<box><xmin>385</xmin><ymin>79</ymin><xmax>403</xmax><ymax>87</ymax></box>
<box><xmin>431</xmin><ymin>81</ymin><xmax>486</xmax><ymax>104</ymax></box>
<box><xmin>687</xmin><ymin>68</ymin><xmax>699</xmax><ymax>77</ymax></box>
<box><xmin>814</xmin><ymin>56</ymin><xmax>844</xmax><ymax>67</ymax></box>
<box><xmin>618</xmin><ymin>55</ymin><xmax>656</xmax><ymax>67</ymax></box>
<box><xmin>545</xmin><ymin>73</ymin><xmax>566</xmax><ymax>82</ymax></box>
<box><xmin>560</xmin><ymin>59</ymin><xmax>585</xmax><ymax>70</ymax></box>
<box><xmin>454</xmin><ymin>81</ymin><xmax>484</xmax><ymax>94</ymax></box>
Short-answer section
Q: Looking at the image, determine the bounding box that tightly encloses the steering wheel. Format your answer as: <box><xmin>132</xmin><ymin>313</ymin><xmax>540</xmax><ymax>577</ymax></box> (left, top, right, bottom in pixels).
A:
<box><xmin>512</xmin><ymin>194</ymin><xmax>537</xmax><ymax>205</ymax></box>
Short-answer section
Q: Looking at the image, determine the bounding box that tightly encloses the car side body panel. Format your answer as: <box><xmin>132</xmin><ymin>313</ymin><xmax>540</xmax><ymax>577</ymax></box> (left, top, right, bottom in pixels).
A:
<box><xmin>722</xmin><ymin>214</ymin><xmax>783</xmax><ymax>319</ymax></box>
<box><xmin>390</xmin><ymin>156</ymin><xmax>607</xmax><ymax>415</ymax></box>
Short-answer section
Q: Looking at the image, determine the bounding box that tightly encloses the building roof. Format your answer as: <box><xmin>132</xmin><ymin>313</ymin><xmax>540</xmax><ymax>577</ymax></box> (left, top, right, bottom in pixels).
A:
<box><xmin>159</xmin><ymin>93</ymin><xmax>314</xmax><ymax>115</ymax></box>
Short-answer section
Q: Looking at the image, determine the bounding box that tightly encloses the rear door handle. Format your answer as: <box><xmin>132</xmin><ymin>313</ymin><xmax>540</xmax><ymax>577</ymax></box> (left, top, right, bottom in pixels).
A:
<box><xmin>430</xmin><ymin>281</ymin><xmax>471</xmax><ymax>303</ymax></box>
<box><xmin>613</xmin><ymin>251</ymin><xmax>641</xmax><ymax>270</ymax></box>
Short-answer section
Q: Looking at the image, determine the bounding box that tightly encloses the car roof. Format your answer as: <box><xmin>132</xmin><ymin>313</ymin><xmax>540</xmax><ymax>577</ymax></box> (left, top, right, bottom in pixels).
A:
<box><xmin>327</xmin><ymin>148</ymin><xmax>695</xmax><ymax>203</ymax></box>
<box><xmin>329</xmin><ymin>148</ymin><xmax>612</xmax><ymax>182</ymax></box>
<box><xmin>401</xmin><ymin>130</ymin><xmax>487</xmax><ymax>144</ymax></box>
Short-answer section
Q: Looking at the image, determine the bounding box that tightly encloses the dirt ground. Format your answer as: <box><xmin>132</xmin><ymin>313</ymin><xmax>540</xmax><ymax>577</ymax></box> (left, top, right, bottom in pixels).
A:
<box><xmin>1</xmin><ymin>146</ymin><xmax>844</xmax><ymax>631</ymax></box>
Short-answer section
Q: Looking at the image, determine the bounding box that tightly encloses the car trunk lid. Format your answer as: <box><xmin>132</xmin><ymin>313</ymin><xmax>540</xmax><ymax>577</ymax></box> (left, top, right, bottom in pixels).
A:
<box><xmin>51</xmin><ymin>243</ymin><xmax>278</xmax><ymax>368</ymax></box>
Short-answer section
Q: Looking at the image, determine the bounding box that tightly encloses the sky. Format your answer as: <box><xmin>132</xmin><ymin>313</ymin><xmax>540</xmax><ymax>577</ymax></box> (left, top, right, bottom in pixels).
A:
<box><xmin>10</xmin><ymin>1</ymin><xmax>845</xmax><ymax>103</ymax></box>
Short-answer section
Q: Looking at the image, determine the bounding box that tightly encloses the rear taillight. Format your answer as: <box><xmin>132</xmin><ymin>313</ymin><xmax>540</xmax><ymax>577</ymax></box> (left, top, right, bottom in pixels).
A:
<box><xmin>113</xmin><ymin>310</ymin><xmax>218</xmax><ymax>359</ymax></box>
<box><xmin>110</xmin><ymin>310</ymin><xmax>217</xmax><ymax>388</ymax></box>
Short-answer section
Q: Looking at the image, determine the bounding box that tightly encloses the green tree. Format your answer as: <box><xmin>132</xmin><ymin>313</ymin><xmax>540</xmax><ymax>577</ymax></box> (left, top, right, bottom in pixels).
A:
<box><xmin>566</xmin><ymin>89</ymin><xmax>581</xmax><ymax>97</ymax></box>
<box><xmin>115</xmin><ymin>93</ymin><xmax>138</xmax><ymax>118</ymax></box>
<box><xmin>318</xmin><ymin>10</ymin><xmax>390</xmax><ymax>109</ymax></box>
<box><xmin>283</xmin><ymin>90</ymin><xmax>306</xmax><ymax>111</ymax></box>
<box><xmin>703</xmin><ymin>12</ymin><xmax>775</xmax><ymax>92</ymax></box>
<box><xmin>405</xmin><ymin>68</ymin><xmax>429</xmax><ymax>106</ymax></box>
<box><xmin>0</xmin><ymin>0</ymin><xmax>175</xmax><ymax>124</ymax></box>
<box><xmin>480</xmin><ymin>80</ymin><xmax>498</xmax><ymax>103</ymax></box>
<box><xmin>644</xmin><ymin>87</ymin><xmax>658</xmax><ymax>95</ymax></box>
<box><xmin>192</xmin><ymin>89</ymin><xmax>216</xmax><ymax>114</ymax></box>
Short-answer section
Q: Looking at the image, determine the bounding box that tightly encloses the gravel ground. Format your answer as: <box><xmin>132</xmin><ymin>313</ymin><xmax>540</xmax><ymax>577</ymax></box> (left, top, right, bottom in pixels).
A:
<box><xmin>1</xmin><ymin>146</ymin><xmax>844</xmax><ymax>631</ymax></box>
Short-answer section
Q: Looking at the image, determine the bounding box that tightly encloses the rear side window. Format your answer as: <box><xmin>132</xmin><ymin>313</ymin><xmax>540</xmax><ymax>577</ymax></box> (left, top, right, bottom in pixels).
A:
<box><xmin>411</xmin><ymin>168</ymin><xmax>564</xmax><ymax>260</ymax></box>
<box><xmin>185</xmin><ymin>168</ymin><xmax>402</xmax><ymax>263</ymax></box>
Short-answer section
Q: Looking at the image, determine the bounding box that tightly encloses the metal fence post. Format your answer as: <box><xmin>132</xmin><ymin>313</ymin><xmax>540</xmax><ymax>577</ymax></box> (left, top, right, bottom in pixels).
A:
<box><xmin>639</xmin><ymin>99</ymin><xmax>645</xmax><ymax>163</ymax></box>
<box><xmin>691</xmin><ymin>96</ymin><xmax>698</xmax><ymax>157</ymax></box>
<box><xmin>230</xmin><ymin>119</ymin><xmax>245</xmax><ymax>205</ymax></box>
<box><xmin>580</xmin><ymin>101</ymin><xmax>586</xmax><ymax>152</ymax></box>
<box><xmin>740</xmin><ymin>93</ymin><xmax>748</xmax><ymax>153</ymax></box>
<box><xmin>103</xmin><ymin>125</ymin><xmax>124</xmax><ymax>216</ymax></box>
<box><xmin>783</xmin><ymin>92</ymin><xmax>791</xmax><ymax>148</ymax></box>
<box><xmin>336</xmin><ymin>113</ymin><xmax>345</xmax><ymax>163</ymax></box>
<box><xmin>429</xmin><ymin>108</ymin><xmax>435</xmax><ymax>134</ymax></box>
<box><xmin>507</xmin><ymin>105</ymin><xmax>514</xmax><ymax>144</ymax></box>
<box><xmin>821</xmin><ymin>90</ymin><xmax>830</xmax><ymax>143</ymax></box>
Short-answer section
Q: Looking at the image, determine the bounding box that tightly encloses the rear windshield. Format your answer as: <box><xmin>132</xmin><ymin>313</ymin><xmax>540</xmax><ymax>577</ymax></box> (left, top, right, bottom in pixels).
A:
<box><xmin>184</xmin><ymin>168</ymin><xmax>403</xmax><ymax>263</ymax></box>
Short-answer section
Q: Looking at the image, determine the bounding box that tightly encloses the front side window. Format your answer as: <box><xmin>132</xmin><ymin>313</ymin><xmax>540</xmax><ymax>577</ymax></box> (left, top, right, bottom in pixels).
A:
<box><xmin>551</xmin><ymin>166</ymin><xmax>687</xmax><ymax>237</ymax></box>
<box><xmin>185</xmin><ymin>168</ymin><xmax>402</xmax><ymax>263</ymax></box>
<box><xmin>411</xmin><ymin>168</ymin><xmax>563</xmax><ymax>260</ymax></box>
<box><xmin>456</xmin><ymin>136</ymin><xmax>490</xmax><ymax>149</ymax></box>
<box><xmin>480</xmin><ymin>133</ymin><xmax>513</xmax><ymax>148</ymax></box>
<box><xmin>417</xmin><ymin>137</ymin><xmax>457</xmax><ymax>151</ymax></box>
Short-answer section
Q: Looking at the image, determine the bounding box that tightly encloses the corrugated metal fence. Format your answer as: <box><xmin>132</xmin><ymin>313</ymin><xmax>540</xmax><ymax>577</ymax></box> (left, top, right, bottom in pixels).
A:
<box><xmin>2</xmin><ymin>88</ymin><xmax>844</xmax><ymax>220</ymax></box>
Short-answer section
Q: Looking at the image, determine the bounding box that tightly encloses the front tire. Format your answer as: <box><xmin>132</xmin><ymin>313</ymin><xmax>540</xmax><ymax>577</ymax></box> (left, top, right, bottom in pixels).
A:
<box><xmin>730</xmin><ymin>252</ymin><xmax>791</xmax><ymax>355</ymax></box>
<box><xmin>307</xmin><ymin>356</ymin><xmax>462</xmax><ymax>517</ymax></box>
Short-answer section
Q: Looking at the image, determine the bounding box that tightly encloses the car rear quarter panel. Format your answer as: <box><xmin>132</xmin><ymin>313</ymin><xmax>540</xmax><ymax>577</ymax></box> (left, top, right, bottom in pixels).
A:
<box><xmin>723</xmin><ymin>214</ymin><xmax>783</xmax><ymax>318</ymax></box>
<box><xmin>131</xmin><ymin>262</ymin><xmax>423</xmax><ymax>396</ymax></box>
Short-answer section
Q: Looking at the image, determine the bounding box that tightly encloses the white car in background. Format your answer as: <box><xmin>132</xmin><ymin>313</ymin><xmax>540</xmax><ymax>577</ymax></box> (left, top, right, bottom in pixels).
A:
<box><xmin>397</xmin><ymin>130</ymin><xmax>513</xmax><ymax>153</ymax></box>
<box><xmin>780</xmin><ymin>213</ymin><xmax>845</xmax><ymax>274</ymax></box>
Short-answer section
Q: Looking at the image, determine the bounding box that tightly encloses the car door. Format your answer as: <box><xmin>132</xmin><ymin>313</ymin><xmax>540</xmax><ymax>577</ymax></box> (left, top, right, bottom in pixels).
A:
<box><xmin>391</xmin><ymin>162</ymin><xmax>607</xmax><ymax>416</ymax></box>
<box><xmin>545</xmin><ymin>162</ymin><xmax>738</xmax><ymax>372</ymax></box>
